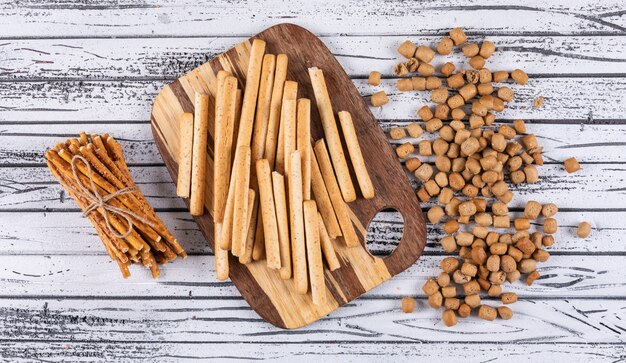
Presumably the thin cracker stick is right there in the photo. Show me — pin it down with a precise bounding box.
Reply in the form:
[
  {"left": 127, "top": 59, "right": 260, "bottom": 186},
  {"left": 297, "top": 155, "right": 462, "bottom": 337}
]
[
  {"left": 71, "top": 143, "right": 169, "bottom": 251},
  {"left": 104, "top": 136, "right": 186, "bottom": 257},
  {"left": 318, "top": 212, "right": 341, "bottom": 271},
  {"left": 274, "top": 81, "right": 298, "bottom": 174},
  {"left": 231, "top": 146, "right": 251, "bottom": 257},
  {"left": 314, "top": 140, "right": 359, "bottom": 247},
  {"left": 303, "top": 200, "right": 326, "bottom": 306},
  {"left": 217, "top": 87, "right": 242, "bottom": 251},
  {"left": 248, "top": 55, "right": 276, "bottom": 261},
  {"left": 250, "top": 205, "right": 265, "bottom": 261},
  {"left": 256, "top": 159, "right": 281, "bottom": 270},
  {"left": 214, "top": 223, "right": 229, "bottom": 281},
  {"left": 213, "top": 76, "right": 238, "bottom": 222},
  {"left": 239, "top": 195, "right": 258, "bottom": 264},
  {"left": 79, "top": 131, "right": 88, "bottom": 146},
  {"left": 49, "top": 149, "right": 159, "bottom": 248},
  {"left": 47, "top": 158, "right": 130, "bottom": 263},
  {"left": 264, "top": 54, "right": 288, "bottom": 168},
  {"left": 310, "top": 147, "right": 342, "bottom": 238},
  {"left": 219, "top": 167, "right": 237, "bottom": 250},
  {"left": 308, "top": 67, "right": 356, "bottom": 202},
  {"left": 176, "top": 112, "right": 194, "bottom": 198},
  {"left": 272, "top": 171, "right": 291, "bottom": 279},
  {"left": 190, "top": 93, "right": 209, "bottom": 216},
  {"left": 337, "top": 111, "right": 375, "bottom": 199},
  {"left": 282, "top": 99, "right": 297, "bottom": 177},
  {"left": 288, "top": 151, "right": 307, "bottom": 293},
  {"left": 296, "top": 98, "right": 311, "bottom": 200},
  {"left": 46, "top": 153, "right": 149, "bottom": 252},
  {"left": 230, "top": 39, "right": 265, "bottom": 176},
  {"left": 116, "top": 260, "right": 131, "bottom": 279},
  {"left": 239, "top": 188, "right": 256, "bottom": 263},
  {"left": 89, "top": 138, "right": 128, "bottom": 188},
  {"left": 251, "top": 54, "right": 276, "bottom": 165},
  {"left": 231, "top": 89, "right": 243, "bottom": 157}
]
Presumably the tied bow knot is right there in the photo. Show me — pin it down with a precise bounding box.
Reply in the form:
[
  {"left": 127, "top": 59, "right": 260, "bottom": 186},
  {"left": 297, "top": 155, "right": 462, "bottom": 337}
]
[{"left": 69, "top": 155, "right": 153, "bottom": 239}]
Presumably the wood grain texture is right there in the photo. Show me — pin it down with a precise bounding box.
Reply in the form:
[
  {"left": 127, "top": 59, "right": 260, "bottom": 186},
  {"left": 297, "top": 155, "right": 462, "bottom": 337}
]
[
  {"left": 150, "top": 23, "right": 426, "bottom": 328},
  {"left": 1, "top": 208, "right": 625, "bottom": 256},
  {"left": 1, "top": 123, "right": 625, "bottom": 165},
  {"left": 0, "top": 255, "right": 623, "bottom": 299},
  {"left": 0, "top": 342, "right": 624, "bottom": 363},
  {"left": 2, "top": 36, "right": 626, "bottom": 81},
  {"left": 2, "top": 78, "right": 626, "bottom": 122},
  {"left": 2, "top": 0, "right": 626, "bottom": 359},
  {"left": 0, "top": 298, "right": 623, "bottom": 343},
  {"left": 1, "top": 0, "right": 625, "bottom": 37}
]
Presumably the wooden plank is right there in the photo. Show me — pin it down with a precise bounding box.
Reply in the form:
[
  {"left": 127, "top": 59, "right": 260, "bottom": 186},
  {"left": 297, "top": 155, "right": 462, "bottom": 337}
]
[
  {"left": 386, "top": 123, "right": 626, "bottom": 163},
  {"left": 366, "top": 209, "right": 626, "bottom": 254},
  {"left": 0, "top": 209, "right": 622, "bottom": 255},
  {"left": 1, "top": 162, "right": 624, "bottom": 214},
  {"left": 367, "top": 78, "right": 626, "bottom": 122},
  {"left": 0, "top": 211, "right": 206, "bottom": 254},
  {"left": 0, "top": 341, "right": 623, "bottom": 362},
  {"left": 1, "top": 123, "right": 625, "bottom": 164},
  {"left": 0, "top": 0, "right": 624, "bottom": 37},
  {"left": 0, "top": 255, "right": 623, "bottom": 298},
  {"left": 0, "top": 298, "right": 623, "bottom": 343},
  {"left": 1, "top": 78, "right": 624, "bottom": 123},
  {"left": 0, "top": 166, "right": 185, "bottom": 210},
  {"left": 2, "top": 35, "right": 626, "bottom": 81}
]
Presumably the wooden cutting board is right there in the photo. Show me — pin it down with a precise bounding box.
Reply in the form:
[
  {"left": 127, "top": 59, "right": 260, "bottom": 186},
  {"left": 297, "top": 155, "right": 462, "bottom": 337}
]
[{"left": 150, "top": 23, "right": 426, "bottom": 329}]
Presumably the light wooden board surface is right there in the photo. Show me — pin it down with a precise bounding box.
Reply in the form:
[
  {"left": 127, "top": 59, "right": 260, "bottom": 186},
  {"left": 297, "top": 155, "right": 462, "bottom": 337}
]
[{"left": 1, "top": 0, "right": 625, "bottom": 361}]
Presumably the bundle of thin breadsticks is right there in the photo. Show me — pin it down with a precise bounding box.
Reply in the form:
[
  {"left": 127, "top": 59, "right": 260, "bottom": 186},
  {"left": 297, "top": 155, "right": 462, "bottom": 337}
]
[
  {"left": 176, "top": 39, "right": 374, "bottom": 305},
  {"left": 46, "top": 132, "right": 187, "bottom": 278}
]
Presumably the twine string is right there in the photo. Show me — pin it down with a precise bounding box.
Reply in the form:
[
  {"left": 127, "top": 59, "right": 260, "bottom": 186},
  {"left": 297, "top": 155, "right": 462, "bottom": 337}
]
[{"left": 69, "top": 155, "right": 153, "bottom": 239}]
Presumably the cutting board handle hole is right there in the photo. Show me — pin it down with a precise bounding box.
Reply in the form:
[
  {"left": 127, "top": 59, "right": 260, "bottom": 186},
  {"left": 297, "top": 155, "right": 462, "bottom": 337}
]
[{"left": 364, "top": 208, "right": 404, "bottom": 257}]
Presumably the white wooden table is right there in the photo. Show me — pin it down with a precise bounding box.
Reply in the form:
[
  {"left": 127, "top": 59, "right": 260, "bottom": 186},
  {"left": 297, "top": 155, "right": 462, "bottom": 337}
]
[{"left": 1, "top": 1, "right": 625, "bottom": 361}]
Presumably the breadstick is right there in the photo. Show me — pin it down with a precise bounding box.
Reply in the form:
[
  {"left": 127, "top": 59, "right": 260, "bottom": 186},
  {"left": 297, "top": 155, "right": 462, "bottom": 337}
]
[
  {"left": 53, "top": 148, "right": 161, "bottom": 245},
  {"left": 274, "top": 81, "right": 298, "bottom": 174},
  {"left": 248, "top": 54, "right": 277, "bottom": 263},
  {"left": 250, "top": 206, "right": 265, "bottom": 261},
  {"left": 231, "top": 39, "right": 266, "bottom": 169},
  {"left": 308, "top": 67, "right": 356, "bottom": 202},
  {"left": 218, "top": 163, "right": 237, "bottom": 250},
  {"left": 310, "top": 146, "right": 342, "bottom": 238},
  {"left": 297, "top": 98, "right": 311, "bottom": 200},
  {"left": 231, "top": 89, "right": 243, "bottom": 157},
  {"left": 213, "top": 76, "right": 238, "bottom": 222},
  {"left": 303, "top": 200, "right": 326, "bottom": 306},
  {"left": 318, "top": 211, "right": 341, "bottom": 271},
  {"left": 272, "top": 171, "right": 291, "bottom": 279},
  {"left": 314, "top": 140, "right": 359, "bottom": 247},
  {"left": 219, "top": 88, "right": 243, "bottom": 250},
  {"left": 214, "top": 223, "right": 229, "bottom": 281},
  {"left": 282, "top": 99, "right": 297, "bottom": 176},
  {"left": 337, "top": 111, "right": 375, "bottom": 199},
  {"left": 240, "top": 188, "right": 256, "bottom": 263},
  {"left": 79, "top": 131, "right": 88, "bottom": 146},
  {"left": 190, "top": 93, "right": 209, "bottom": 216},
  {"left": 240, "top": 196, "right": 258, "bottom": 264},
  {"left": 226, "top": 40, "right": 265, "bottom": 241},
  {"left": 251, "top": 54, "right": 276, "bottom": 165},
  {"left": 289, "top": 151, "right": 307, "bottom": 293},
  {"left": 256, "top": 159, "right": 281, "bottom": 269},
  {"left": 264, "top": 54, "right": 288, "bottom": 168},
  {"left": 231, "top": 146, "right": 251, "bottom": 257}
]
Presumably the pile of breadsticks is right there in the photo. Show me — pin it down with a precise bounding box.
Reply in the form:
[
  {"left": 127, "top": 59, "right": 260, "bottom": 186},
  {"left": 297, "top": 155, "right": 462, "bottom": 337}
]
[
  {"left": 46, "top": 132, "right": 187, "bottom": 278},
  {"left": 175, "top": 39, "right": 374, "bottom": 305}
]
